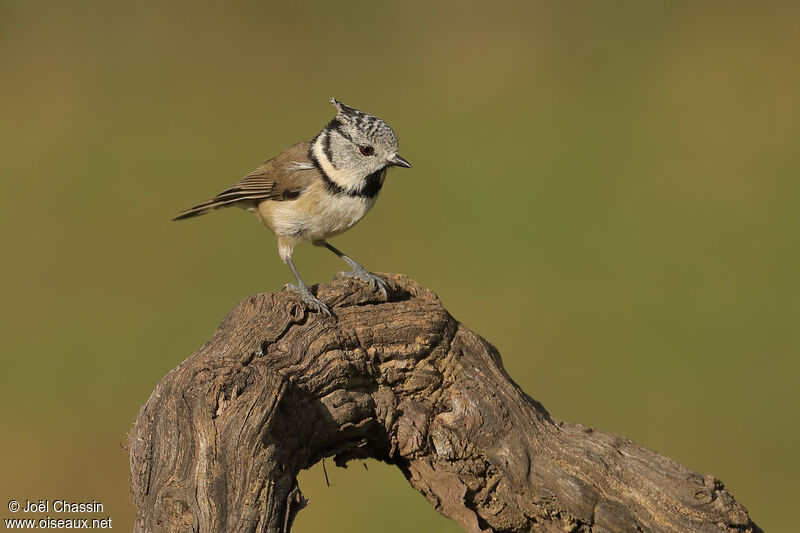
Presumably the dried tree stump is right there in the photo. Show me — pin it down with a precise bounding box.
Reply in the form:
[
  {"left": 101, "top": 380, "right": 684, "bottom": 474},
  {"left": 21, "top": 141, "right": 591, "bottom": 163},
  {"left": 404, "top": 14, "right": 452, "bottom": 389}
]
[{"left": 129, "top": 273, "right": 759, "bottom": 533}]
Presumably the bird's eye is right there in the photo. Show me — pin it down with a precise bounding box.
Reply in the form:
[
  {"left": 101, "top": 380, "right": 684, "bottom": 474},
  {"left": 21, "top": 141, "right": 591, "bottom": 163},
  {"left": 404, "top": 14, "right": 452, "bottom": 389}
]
[{"left": 359, "top": 145, "right": 375, "bottom": 156}]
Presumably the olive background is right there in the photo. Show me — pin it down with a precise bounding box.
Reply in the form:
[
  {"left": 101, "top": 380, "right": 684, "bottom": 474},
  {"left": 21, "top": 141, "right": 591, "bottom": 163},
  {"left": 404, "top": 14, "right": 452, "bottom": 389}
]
[{"left": 1, "top": 2, "right": 798, "bottom": 532}]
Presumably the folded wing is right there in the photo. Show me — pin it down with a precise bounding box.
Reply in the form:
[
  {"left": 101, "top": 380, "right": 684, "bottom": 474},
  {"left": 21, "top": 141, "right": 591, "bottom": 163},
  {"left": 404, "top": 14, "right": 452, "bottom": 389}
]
[{"left": 173, "top": 142, "right": 314, "bottom": 221}]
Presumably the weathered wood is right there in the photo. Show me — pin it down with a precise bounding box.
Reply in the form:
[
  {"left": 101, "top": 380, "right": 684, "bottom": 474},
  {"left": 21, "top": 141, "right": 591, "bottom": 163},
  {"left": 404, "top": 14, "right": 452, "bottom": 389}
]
[{"left": 129, "top": 273, "right": 759, "bottom": 533}]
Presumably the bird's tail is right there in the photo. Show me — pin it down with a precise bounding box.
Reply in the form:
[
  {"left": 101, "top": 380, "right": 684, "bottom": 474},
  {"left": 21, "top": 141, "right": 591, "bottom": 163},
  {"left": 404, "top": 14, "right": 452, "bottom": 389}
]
[
  {"left": 173, "top": 199, "right": 228, "bottom": 221},
  {"left": 174, "top": 185, "right": 266, "bottom": 220}
]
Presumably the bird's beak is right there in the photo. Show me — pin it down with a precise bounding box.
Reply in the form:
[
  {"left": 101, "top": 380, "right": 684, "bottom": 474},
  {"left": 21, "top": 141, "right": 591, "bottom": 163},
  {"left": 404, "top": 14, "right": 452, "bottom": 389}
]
[{"left": 389, "top": 154, "right": 412, "bottom": 168}]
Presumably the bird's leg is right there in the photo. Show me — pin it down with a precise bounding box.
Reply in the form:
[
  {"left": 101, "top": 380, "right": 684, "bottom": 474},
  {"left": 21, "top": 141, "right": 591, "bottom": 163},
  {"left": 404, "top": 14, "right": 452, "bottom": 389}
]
[
  {"left": 322, "top": 242, "right": 388, "bottom": 298},
  {"left": 284, "top": 255, "right": 331, "bottom": 316}
]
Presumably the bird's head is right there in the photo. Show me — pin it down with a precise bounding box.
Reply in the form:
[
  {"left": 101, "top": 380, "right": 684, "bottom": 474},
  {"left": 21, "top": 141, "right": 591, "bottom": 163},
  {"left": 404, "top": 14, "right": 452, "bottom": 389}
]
[{"left": 320, "top": 98, "right": 411, "bottom": 181}]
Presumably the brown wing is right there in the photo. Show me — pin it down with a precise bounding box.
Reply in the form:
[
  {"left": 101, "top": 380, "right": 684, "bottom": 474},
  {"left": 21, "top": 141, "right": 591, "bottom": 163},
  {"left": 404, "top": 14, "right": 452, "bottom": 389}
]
[{"left": 173, "top": 142, "right": 315, "bottom": 220}]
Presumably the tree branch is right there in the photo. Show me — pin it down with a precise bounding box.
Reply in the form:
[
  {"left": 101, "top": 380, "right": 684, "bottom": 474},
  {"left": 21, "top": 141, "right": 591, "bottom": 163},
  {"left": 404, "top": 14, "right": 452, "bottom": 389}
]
[{"left": 129, "top": 273, "right": 759, "bottom": 533}]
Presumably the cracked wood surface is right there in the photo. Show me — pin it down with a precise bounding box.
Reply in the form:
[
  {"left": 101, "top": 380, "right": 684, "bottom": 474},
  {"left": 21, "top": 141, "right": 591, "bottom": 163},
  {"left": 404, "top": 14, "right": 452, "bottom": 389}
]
[{"left": 129, "top": 273, "right": 760, "bottom": 533}]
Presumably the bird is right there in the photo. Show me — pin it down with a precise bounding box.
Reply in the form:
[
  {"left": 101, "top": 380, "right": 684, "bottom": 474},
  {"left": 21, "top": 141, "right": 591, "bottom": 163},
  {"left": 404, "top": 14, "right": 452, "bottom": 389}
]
[{"left": 173, "top": 98, "right": 412, "bottom": 315}]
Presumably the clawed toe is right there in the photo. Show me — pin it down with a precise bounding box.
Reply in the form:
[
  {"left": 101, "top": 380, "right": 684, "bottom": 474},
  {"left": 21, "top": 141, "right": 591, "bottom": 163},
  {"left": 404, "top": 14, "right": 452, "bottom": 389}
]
[
  {"left": 285, "top": 283, "right": 331, "bottom": 316},
  {"left": 340, "top": 269, "right": 388, "bottom": 298}
]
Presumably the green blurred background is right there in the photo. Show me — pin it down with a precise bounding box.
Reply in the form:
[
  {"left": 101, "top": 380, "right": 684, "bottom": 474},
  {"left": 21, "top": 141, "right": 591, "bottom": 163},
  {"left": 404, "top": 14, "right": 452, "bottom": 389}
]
[{"left": 1, "top": 1, "right": 798, "bottom": 531}]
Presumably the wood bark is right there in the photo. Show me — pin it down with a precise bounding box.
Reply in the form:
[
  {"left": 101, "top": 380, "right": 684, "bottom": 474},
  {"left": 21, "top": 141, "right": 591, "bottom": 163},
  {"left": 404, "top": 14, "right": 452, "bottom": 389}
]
[{"left": 129, "top": 273, "right": 760, "bottom": 533}]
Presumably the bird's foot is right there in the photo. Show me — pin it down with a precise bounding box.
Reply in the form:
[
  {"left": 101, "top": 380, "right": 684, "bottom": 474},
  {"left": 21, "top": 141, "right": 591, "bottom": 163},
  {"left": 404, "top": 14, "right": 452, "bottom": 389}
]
[
  {"left": 338, "top": 267, "right": 388, "bottom": 298},
  {"left": 285, "top": 283, "right": 331, "bottom": 316}
]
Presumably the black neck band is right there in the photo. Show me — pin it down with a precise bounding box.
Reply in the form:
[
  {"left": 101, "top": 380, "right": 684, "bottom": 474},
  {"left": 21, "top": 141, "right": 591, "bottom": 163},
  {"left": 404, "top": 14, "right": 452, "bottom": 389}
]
[{"left": 308, "top": 140, "right": 385, "bottom": 199}]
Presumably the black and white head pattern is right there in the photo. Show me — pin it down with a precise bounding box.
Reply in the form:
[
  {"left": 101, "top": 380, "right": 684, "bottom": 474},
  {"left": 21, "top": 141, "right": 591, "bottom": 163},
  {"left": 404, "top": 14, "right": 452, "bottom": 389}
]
[{"left": 310, "top": 98, "right": 404, "bottom": 197}]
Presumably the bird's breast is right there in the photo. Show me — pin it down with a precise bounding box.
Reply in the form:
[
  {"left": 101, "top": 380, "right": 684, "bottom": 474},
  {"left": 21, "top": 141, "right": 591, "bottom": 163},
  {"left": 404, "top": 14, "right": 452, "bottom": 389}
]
[{"left": 257, "top": 181, "right": 377, "bottom": 241}]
